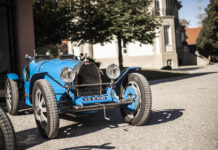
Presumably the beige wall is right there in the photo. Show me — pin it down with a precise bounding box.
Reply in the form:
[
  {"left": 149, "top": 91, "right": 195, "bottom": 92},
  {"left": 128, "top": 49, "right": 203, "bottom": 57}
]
[
  {"left": 15, "top": 0, "right": 35, "bottom": 75},
  {"left": 96, "top": 55, "right": 162, "bottom": 69},
  {"left": 160, "top": 16, "right": 178, "bottom": 68}
]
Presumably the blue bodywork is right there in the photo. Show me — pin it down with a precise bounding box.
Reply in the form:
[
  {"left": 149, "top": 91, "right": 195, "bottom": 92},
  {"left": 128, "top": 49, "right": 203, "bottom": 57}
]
[
  {"left": 6, "top": 73, "right": 19, "bottom": 80},
  {"left": 6, "top": 56, "right": 140, "bottom": 113}
]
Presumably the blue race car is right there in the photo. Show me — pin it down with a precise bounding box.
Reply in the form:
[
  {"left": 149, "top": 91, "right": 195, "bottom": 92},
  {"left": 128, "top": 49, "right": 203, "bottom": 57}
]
[{"left": 5, "top": 51, "right": 152, "bottom": 139}]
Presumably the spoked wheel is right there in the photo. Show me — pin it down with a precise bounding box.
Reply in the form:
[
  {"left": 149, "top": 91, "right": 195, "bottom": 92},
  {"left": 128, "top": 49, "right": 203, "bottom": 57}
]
[
  {"left": 5, "top": 78, "right": 19, "bottom": 115},
  {"left": 32, "top": 79, "right": 59, "bottom": 139},
  {"left": 0, "top": 107, "right": 16, "bottom": 150},
  {"left": 120, "top": 73, "right": 152, "bottom": 126}
]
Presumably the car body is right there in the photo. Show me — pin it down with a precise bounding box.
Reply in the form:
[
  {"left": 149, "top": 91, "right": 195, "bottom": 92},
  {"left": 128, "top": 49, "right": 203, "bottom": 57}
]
[{"left": 5, "top": 52, "right": 152, "bottom": 139}]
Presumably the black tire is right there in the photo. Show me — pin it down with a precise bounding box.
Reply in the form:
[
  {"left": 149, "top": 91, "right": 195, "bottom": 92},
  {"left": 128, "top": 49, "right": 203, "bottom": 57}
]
[
  {"left": 5, "top": 78, "right": 19, "bottom": 115},
  {"left": 0, "top": 107, "right": 16, "bottom": 150},
  {"left": 32, "top": 79, "right": 59, "bottom": 139},
  {"left": 120, "top": 73, "right": 152, "bottom": 126}
]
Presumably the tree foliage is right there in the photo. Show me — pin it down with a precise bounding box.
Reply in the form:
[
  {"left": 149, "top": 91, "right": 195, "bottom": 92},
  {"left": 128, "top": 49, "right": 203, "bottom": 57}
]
[
  {"left": 70, "top": 0, "right": 160, "bottom": 68},
  {"left": 197, "top": 0, "right": 207, "bottom": 26},
  {"left": 32, "top": 0, "right": 73, "bottom": 48},
  {"left": 33, "top": 0, "right": 160, "bottom": 67},
  {"left": 179, "top": 19, "right": 190, "bottom": 27},
  {"left": 196, "top": 0, "right": 218, "bottom": 57}
]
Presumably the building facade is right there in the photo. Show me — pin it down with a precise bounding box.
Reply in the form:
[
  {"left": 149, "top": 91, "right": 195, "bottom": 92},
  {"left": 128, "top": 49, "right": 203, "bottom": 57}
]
[
  {"left": 71, "top": 0, "right": 184, "bottom": 69},
  {"left": 0, "top": 0, "right": 35, "bottom": 93}
]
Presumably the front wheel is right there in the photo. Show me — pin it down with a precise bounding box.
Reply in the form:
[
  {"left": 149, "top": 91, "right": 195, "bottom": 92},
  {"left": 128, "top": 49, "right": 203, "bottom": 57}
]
[
  {"left": 120, "top": 73, "right": 152, "bottom": 126},
  {"left": 32, "top": 79, "right": 59, "bottom": 139}
]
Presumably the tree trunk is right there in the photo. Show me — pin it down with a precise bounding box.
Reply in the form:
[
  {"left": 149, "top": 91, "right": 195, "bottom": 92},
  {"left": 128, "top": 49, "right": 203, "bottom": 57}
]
[{"left": 117, "top": 36, "right": 123, "bottom": 69}]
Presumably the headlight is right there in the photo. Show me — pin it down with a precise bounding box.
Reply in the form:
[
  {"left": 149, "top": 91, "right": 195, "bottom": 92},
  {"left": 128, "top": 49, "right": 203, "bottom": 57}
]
[
  {"left": 60, "top": 67, "right": 75, "bottom": 83},
  {"left": 106, "top": 64, "right": 120, "bottom": 80}
]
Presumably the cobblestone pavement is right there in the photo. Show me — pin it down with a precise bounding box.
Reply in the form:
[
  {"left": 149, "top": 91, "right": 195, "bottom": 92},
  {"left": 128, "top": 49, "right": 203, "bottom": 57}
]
[{"left": 2, "top": 64, "right": 218, "bottom": 150}]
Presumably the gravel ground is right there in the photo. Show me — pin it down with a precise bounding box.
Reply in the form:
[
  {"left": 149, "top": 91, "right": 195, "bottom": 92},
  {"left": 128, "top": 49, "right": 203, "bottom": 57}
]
[{"left": 1, "top": 64, "right": 218, "bottom": 150}]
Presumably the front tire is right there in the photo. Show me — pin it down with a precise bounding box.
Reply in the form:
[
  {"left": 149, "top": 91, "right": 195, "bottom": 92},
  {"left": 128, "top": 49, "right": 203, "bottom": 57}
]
[
  {"left": 0, "top": 107, "right": 16, "bottom": 150},
  {"left": 32, "top": 79, "right": 59, "bottom": 139},
  {"left": 120, "top": 73, "right": 152, "bottom": 126},
  {"left": 5, "top": 78, "right": 19, "bottom": 115}
]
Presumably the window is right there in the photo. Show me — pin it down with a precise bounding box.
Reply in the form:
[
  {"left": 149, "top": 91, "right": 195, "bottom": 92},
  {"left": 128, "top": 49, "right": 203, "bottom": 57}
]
[
  {"left": 155, "top": 0, "right": 160, "bottom": 10},
  {"left": 181, "top": 32, "right": 185, "bottom": 42},
  {"left": 167, "top": 59, "right": 172, "bottom": 66},
  {"left": 164, "top": 26, "right": 171, "bottom": 45},
  {"left": 166, "top": 0, "right": 171, "bottom": 9},
  {"left": 122, "top": 40, "right": 128, "bottom": 54},
  {"left": 155, "top": 0, "right": 160, "bottom": 15},
  {"left": 123, "top": 49, "right": 127, "bottom": 54}
]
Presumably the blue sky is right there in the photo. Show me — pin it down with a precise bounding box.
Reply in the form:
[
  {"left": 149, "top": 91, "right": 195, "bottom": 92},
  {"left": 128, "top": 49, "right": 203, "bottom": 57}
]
[{"left": 179, "top": 0, "right": 210, "bottom": 28}]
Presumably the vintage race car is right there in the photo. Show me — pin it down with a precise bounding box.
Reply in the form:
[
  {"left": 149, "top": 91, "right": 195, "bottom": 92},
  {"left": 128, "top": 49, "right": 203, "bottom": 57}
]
[{"left": 5, "top": 51, "right": 152, "bottom": 139}]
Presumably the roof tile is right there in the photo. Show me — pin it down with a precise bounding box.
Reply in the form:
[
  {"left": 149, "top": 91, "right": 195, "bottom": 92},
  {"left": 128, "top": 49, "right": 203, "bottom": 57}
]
[{"left": 186, "top": 28, "right": 202, "bottom": 45}]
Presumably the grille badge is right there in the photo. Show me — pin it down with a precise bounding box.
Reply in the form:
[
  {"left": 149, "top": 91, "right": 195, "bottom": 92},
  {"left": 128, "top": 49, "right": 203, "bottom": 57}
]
[{"left": 83, "top": 96, "right": 107, "bottom": 101}]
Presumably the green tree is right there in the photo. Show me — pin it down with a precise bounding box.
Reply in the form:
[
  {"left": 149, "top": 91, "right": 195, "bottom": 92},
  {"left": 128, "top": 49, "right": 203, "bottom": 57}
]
[
  {"left": 70, "top": 0, "right": 160, "bottom": 68},
  {"left": 32, "top": 0, "right": 73, "bottom": 49},
  {"left": 179, "top": 18, "right": 190, "bottom": 27},
  {"left": 196, "top": 0, "right": 218, "bottom": 59},
  {"left": 33, "top": 0, "right": 160, "bottom": 66}
]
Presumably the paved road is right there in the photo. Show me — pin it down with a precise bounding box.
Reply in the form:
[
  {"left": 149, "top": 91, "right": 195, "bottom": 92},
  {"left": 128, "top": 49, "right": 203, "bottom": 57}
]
[{"left": 3, "top": 64, "right": 218, "bottom": 150}]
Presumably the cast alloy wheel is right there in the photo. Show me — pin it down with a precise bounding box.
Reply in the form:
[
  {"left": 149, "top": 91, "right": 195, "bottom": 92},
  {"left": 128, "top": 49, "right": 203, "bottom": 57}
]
[
  {"left": 34, "top": 89, "right": 47, "bottom": 129},
  {"left": 6, "top": 83, "right": 12, "bottom": 111},
  {"left": 5, "top": 78, "right": 19, "bottom": 115},
  {"left": 32, "top": 79, "right": 59, "bottom": 139},
  {"left": 120, "top": 73, "right": 152, "bottom": 126}
]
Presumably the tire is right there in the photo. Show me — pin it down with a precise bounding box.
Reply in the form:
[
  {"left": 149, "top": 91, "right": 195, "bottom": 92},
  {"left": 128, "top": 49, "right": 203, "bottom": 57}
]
[
  {"left": 0, "top": 107, "right": 16, "bottom": 150},
  {"left": 5, "top": 78, "right": 19, "bottom": 115},
  {"left": 32, "top": 79, "right": 59, "bottom": 139},
  {"left": 120, "top": 73, "right": 152, "bottom": 126}
]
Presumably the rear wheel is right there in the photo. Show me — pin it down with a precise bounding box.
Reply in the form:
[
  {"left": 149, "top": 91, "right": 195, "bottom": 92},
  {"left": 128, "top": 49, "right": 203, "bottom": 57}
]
[
  {"left": 5, "top": 78, "right": 19, "bottom": 115},
  {"left": 120, "top": 73, "right": 152, "bottom": 125},
  {"left": 0, "top": 107, "right": 16, "bottom": 150},
  {"left": 32, "top": 79, "right": 59, "bottom": 139}
]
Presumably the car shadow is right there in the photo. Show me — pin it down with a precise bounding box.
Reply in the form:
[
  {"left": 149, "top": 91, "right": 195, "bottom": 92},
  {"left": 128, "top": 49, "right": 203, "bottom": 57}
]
[
  {"left": 0, "top": 100, "right": 33, "bottom": 115},
  {"left": 15, "top": 108, "right": 184, "bottom": 149},
  {"left": 58, "top": 108, "right": 122, "bottom": 139},
  {"left": 147, "top": 109, "right": 185, "bottom": 125},
  {"left": 60, "top": 143, "right": 116, "bottom": 150}
]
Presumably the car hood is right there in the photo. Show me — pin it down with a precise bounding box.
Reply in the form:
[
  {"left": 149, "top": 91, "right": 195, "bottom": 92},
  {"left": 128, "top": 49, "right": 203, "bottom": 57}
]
[{"left": 30, "top": 59, "right": 82, "bottom": 78}]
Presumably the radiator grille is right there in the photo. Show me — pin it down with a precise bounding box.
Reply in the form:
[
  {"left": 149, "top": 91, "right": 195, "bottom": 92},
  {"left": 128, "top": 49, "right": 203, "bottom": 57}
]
[{"left": 75, "top": 62, "right": 102, "bottom": 96}]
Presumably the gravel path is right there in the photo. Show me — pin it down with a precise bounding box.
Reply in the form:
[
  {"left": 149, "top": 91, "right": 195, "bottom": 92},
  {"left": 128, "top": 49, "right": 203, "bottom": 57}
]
[{"left": 2, "top": 64, "right": 218, "bottom": 150}]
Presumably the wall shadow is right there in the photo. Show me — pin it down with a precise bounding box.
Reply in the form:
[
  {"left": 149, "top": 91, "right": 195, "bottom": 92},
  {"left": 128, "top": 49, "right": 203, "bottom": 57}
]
[
  {"left": 16, "top": 128, "right": 46, "bottom": 150},
  {"left": 149, "top": 72, "right": 218, "bottom": 85},
  {"left": 173, "top": 67, "right": 203, "bottom": 71}
]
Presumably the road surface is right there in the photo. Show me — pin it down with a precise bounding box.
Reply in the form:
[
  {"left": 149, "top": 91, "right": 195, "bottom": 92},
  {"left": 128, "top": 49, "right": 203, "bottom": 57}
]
[{"left": 2, "top": 64, "right": 218, "bottom": 150}]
